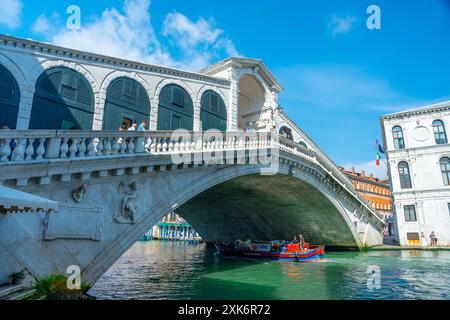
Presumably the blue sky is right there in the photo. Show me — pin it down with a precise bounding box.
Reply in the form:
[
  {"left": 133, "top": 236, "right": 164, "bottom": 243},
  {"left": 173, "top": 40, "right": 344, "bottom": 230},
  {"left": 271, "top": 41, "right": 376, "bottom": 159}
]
[{"left": 1, "top": 0, "right": 450, "bottom": 177}]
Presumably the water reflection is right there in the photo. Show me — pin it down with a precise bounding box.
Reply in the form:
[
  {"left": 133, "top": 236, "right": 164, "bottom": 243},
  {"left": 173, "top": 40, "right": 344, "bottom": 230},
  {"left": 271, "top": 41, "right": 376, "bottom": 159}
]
[{"left": 89, "top": 242, "right": 450, "bottom": 300}]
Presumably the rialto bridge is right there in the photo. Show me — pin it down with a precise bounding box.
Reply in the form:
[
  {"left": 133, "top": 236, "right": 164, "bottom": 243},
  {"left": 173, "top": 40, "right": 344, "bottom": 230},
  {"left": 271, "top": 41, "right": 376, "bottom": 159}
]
[{"left": 0, "top": 35, "right": 384, "bottom": 285}]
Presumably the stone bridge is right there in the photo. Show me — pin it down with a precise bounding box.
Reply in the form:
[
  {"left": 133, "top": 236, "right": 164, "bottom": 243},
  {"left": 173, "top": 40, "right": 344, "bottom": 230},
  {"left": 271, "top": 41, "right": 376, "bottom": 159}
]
[
  {"left": 0, "top": 130, "right": 384, "bottom": 284},
  {"left": 0, "top": 35, "right": 383, "bottom": 285}
]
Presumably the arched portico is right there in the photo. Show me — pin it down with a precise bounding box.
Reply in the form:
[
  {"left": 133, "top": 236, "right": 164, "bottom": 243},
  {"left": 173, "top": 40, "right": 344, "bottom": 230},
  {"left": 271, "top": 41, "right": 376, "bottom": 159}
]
[{"left": 238, "top": 74, "right": 266, "bottom": 130}]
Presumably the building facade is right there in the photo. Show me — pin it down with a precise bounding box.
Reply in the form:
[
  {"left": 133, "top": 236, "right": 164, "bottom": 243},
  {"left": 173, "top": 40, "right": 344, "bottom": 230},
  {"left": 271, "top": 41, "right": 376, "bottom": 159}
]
[
  {"left": 380, "top": 100, "right": 450, "bottom": 247},
  {"left": 339, "top": 167, "right": 396, "bottom": 242}
]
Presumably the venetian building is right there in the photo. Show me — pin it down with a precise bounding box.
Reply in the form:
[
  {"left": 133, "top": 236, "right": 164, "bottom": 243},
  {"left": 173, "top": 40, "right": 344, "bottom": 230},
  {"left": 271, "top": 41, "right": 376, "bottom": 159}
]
[
  {"left": 339, "top": 167, "right": 395, "bottom": 242},
  {"left": 380, "top": 100, "right": 450, "bottom": 247}
]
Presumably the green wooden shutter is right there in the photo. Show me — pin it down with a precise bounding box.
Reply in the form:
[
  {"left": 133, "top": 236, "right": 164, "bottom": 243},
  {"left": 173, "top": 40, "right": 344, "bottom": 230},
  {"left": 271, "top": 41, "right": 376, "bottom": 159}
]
[
  {"left": 0, "top": 64, "right": 20, "bottom": 129},
  {"left": 201, "top": 90, "right": 227, "bottom": 131},
  {"left": 157, "top": 84, "right": 193, "bottom": 130},
  {"left": 29, "top": 67, "right": 94, "bottom": 129},
  {"left": 103, "top": 77, "right": 151, "bottom": 130}
]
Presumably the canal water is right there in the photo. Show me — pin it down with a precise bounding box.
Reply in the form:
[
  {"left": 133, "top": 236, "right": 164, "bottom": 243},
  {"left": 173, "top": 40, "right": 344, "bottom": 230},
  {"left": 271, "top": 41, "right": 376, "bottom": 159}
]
[{"left": 89, "top": 241, "right": 450, "bottom": 300}]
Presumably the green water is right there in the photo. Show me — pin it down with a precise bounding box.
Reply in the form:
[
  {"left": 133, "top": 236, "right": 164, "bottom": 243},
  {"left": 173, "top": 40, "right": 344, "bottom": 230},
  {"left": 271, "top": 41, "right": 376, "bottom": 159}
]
[{"left": 89, "top": 241, "right": 450, "bottom": 300}]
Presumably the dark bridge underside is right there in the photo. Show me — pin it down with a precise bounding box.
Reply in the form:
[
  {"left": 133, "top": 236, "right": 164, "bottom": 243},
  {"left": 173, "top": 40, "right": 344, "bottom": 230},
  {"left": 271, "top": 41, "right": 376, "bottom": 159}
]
[{"left": 178, "top": 174, "right": 358, "bottom": 249}]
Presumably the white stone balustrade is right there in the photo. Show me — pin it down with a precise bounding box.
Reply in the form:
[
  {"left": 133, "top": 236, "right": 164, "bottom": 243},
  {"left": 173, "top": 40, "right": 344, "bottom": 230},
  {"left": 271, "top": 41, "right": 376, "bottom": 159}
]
[{"left": 0, "top": 130, "right": 321, "bottom": 164}]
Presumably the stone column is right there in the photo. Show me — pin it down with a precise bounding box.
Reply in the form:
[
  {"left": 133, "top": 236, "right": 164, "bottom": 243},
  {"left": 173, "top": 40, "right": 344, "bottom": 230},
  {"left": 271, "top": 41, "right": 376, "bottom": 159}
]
[{"left": 227, "top": 63, "right": 240, "bottom": 131}]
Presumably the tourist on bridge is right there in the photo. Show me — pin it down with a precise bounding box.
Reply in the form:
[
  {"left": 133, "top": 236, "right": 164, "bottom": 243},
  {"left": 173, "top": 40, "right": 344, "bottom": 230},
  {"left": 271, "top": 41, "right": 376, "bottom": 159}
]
[
  {"left": 245, "top": 122, "right": 255, "bottom": 132},
  {"left": 138, "top": 120, "right": 148, "bottom": 131},
  {"left": 127, "top": 123, "right": 138, "bottom": 131}
]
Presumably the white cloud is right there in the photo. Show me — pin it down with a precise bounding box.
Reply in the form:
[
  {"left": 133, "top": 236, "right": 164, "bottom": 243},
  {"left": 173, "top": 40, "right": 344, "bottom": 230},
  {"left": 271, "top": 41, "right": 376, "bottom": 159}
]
[
  {"left": 32, "top": 15, "right": 50, "bottom": 34},
  {"left": 32, "top": 13, "right": 61, "bottom": 36},
  {"left": 162, "top": 12, "right": 240, "bottom": 70},
  {"left": 340, "top": 160, "right": 388, "bottom": 180},
  {"left": 327, "top": 14, "right": 358, "bottom": 36},
  {"left": 50, "top": 0, "right": 173, "bottom": 67},
  {"left": 33, "top": 0, "right": 238, "bottom": 71},
  {"left": 163, "top": 13, "right": 222, "bottom": 48},
  {"left": 0, "top": 0, "right": 22, "bottom": 29}
]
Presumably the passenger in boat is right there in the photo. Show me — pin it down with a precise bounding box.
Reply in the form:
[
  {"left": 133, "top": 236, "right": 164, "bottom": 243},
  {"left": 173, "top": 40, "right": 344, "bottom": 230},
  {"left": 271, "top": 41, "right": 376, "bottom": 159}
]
[
  {"left": 298, "top": 234, "right": 305, "bottom": 250},
  {"left": 291, "top": 236, "right": 299, "bottom": 244}
]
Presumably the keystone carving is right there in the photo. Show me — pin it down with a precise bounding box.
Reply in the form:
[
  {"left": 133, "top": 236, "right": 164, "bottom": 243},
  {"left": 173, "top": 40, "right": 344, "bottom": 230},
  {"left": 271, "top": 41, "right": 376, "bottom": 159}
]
[
  {"left": 114, "top": 182, "right": 139, "bottom": 224},
  {"left": 72, "top": 183, "right": 87, "bottom": 203}
]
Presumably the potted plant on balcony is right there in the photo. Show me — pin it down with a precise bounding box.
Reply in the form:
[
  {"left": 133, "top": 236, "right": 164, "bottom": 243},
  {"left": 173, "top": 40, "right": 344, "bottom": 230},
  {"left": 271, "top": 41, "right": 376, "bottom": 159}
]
[{"left": 11, "top": 270, "right": 25, "bottom": 285}]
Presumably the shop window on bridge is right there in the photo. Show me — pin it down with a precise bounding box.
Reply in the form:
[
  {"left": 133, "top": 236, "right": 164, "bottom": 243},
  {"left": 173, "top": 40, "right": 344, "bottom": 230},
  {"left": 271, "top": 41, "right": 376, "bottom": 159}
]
[
  {"left": 103, "top": 77, "right": 151, "bottom": 130},
  {"left": 29, "top": 67, "right": 94, "bottom": 129},
  {"left": 298, "top": 141, "right": 308, "bottom": 149},
  {"left": 157, "top": 84, "right": 193, "bottom": 130},
  {"left": 398, "top": 161, "right": 412, "bottom": 189},
  {"left": 0, "top": 64, "right": 20, "bottom": 129},
  {"left": 201, "top": 90, "right": 227, "bottom": 131},
  {"left": 440, "top": 157, "right": 450, "bottom": 186},
  {"left": 433, "top": 120, "right": 447, "bottom": 145},
  {"left": 404, "top": 205, "right": 417, "bottom": 222},
  {"left": 392, "top": 126, "right": 405, "bottom": 150}
]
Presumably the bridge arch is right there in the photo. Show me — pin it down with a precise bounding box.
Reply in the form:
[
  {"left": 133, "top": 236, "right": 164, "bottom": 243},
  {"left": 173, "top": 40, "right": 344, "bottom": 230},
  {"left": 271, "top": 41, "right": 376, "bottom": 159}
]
[
  {"left": 102, "top": 76, "right": 151, "bottom": 130},
  {"left": 29, "top": 66, "right": 96, "bottom": 129},
  {"left": 151, "top": 79, "right": 194, "bottom": 130},
  {"left": 0, "top": 63, "right": 20, "bottom": 128},
  {"left": 200, "top": 90, "right": 227, "bottom": 131},
  {"left": 237, "top": 73, "right": 267, "bottom": 130},
  {"left": 98, "top": 71, "right": 153, "bottom": 130},
  {"left": 0, "top": 53, "right": 30, "bottom": 129},
  {"left": 29, "top": 60, "right": 100, "bottom": 114},
  {"left": 83, "top": 162, "right": 364, "bottom": 283},
  {"left": 156, "top": 83, "right": 194, "bottom": 130}
]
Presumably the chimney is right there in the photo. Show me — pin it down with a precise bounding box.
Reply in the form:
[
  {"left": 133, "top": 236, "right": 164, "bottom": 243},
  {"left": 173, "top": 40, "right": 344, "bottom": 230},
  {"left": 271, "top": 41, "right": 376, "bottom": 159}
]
[
  {"left": 361, "top": 170, "right": 365, "bottom": 178},
  {"left": 351, "top": 166, "right": 355, "bottom": 174}
]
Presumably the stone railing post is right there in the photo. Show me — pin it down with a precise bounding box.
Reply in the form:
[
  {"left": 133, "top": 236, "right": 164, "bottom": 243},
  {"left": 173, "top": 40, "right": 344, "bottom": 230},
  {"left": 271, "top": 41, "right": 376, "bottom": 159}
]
[{"left": 45, "top": 138, "right": 61, "bottom": 159}]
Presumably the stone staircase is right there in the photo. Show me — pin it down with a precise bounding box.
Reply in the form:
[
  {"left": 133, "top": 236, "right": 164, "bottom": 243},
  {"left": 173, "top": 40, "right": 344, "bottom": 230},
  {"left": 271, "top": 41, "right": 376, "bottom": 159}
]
[{"left": 0, "top": 283, "right": 36, "bottom": 300}]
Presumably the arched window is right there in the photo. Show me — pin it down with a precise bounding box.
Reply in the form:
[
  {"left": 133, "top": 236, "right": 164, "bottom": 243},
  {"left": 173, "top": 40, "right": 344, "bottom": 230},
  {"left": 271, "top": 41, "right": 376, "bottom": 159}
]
[
  {"left": 103, "top": 77, "right": 150, "bottom": 130},
  {"left": 279, "top": 126, "right": 293, "bottom": 140},
  {"left": 200, "top": 90, "right": 227, "bottom": 131},
  {"left": 433, "top": 120, "right": 447, "bottom": 145},
  {"left": 440, "top": 157, "right": 450, "bottom": 186},
  {"left": 398, "top": 161, "right": 412, "bottom": 189},
  {"left": 0, "top": 64, "right": 20, "bottom": 128},
  {"left": 30, "top": 67, "right": 94, "bottom": 129},
  {"left": 298, "top": 141, "right": 308, "bottom": 149},
  {"left": 157, "top": 84, "right": 193, "bottom": 130},
  {"left": 392, "top": 126, "right": 405, "bottom": 149}
]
